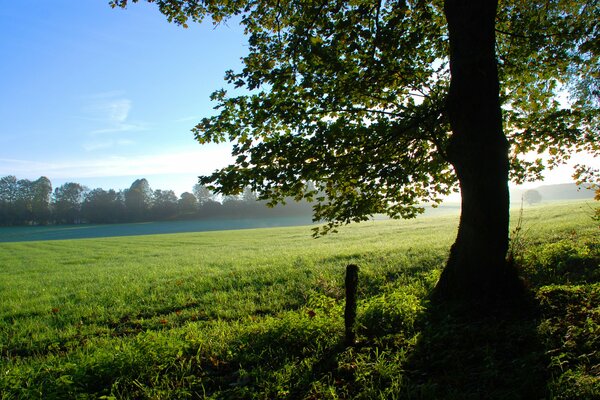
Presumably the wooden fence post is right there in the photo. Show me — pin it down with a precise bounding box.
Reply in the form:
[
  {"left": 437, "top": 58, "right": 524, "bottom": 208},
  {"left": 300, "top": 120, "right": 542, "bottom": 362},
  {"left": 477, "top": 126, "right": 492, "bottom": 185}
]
[{"left": 345, "top": 264, "right": 359, "bottom": 346}]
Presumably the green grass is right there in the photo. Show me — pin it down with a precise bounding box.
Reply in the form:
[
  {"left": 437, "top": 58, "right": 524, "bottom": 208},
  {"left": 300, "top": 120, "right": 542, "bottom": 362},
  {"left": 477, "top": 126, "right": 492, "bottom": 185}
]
[
  {"left": 0, "top": 200, "right": 598, "bottom": 399},
  {"left": 0, "top": 216, "right": 315, "bottom": 243}
]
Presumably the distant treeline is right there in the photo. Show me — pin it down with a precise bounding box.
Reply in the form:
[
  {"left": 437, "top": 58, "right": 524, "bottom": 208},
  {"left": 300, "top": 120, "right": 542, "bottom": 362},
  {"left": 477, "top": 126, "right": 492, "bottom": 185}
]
[{"left": 0, "top": 176, "right": 312, "bottom": 226}]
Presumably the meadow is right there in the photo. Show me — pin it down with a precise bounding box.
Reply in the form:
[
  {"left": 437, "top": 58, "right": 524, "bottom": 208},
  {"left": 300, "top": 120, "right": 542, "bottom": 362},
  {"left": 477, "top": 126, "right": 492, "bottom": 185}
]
[
  {"left": 0, "top": 201, "right": 598, "bottom": 399},
  {"left": 0, "top": 215, "right": 315, "bottom": 243}
]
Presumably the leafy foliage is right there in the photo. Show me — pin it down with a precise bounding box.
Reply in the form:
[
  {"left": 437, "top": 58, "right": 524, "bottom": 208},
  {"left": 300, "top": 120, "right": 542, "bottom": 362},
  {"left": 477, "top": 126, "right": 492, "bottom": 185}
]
[
  {"left": 537, "top": 284, "right": 600, "bottom": 399},
  {"left": 53, "top": 182, "right": 87, "bottom": 224},
  {"left": 521, "top": 238, "right": 600, "bottom": 285},
  {"left": 0, "top": 176, "right": 52, "bottom": 225},
  {"left": 574, "top": 164, "right": 600, "bottom": 223},
  {"left": 111, "top": 0, "right": 599, "bottom": 234},
  {"left": 0, "top": 175, "right": 314, "bottom": 227}
]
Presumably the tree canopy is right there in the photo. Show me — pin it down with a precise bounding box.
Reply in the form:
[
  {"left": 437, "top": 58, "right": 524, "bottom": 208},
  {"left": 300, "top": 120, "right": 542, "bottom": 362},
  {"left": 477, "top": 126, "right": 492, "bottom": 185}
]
[
  {"left": 0, "top": 175, "right": 313, "bottom": 226},
  {"left": 112, "top": 0, "right": 598, "bottom": 234},
  {"left": 111, "top": 0, "right": 598, "bottom": 304}
]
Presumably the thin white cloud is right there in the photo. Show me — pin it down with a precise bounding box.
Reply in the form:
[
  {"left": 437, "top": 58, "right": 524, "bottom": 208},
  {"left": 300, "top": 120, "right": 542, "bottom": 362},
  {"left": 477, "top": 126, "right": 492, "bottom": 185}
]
[
  {"left": 82, "top": 139, "right": 135, "bottom": 152},
  {"left": 81, "top": 90, "right": 127, "bottom": 100},
  {"left": 0, "top": 157, "right": 50, "bottom": 168},
  {"left": 106, "top": 99, "right": 131, "bottom": 123},
  {"left": 82, "top": 97, "right": 131, "bottom": 122},
  {"left": 117, "top": 139, "right": 135, "bottom": 146},
  {"left": 0, "top": 146, "right": 233, "bottom": 180},
  {"left": 80, "top": 94, "right": 147, "bottom": 136},
  {"left": 82, "top": 141, "right": 113, "bottom": 152},
  {"left": 90, "top": 123, "right": 145, "bottom": 135}
]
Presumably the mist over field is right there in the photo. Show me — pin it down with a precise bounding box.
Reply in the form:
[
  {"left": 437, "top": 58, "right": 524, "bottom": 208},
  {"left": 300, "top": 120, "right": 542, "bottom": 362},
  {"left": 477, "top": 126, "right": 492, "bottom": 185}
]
[
  {"left": 0, "top": 216, "right": 314, "bottom": 243},
  {"left": 0, "top": 183, "right": 593, "bottom": 243}
]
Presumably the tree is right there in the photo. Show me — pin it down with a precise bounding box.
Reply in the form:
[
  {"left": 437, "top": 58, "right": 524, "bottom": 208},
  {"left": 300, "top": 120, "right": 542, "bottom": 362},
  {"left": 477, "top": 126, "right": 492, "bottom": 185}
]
[
  {"left": 0, "top": 176, "right": 18, "bottom": 204},
  {"left": 0, "top": 176, "right": 51, "bottom": 225},
  {"left": 221, "top": 194, "right": 241, "bottom": 204},
  {"left": 112, "top": 1, "right": 599, "bottom": 305},
  {"left": 125, "top": 178, "right": 153, "bottom": 221},
  {"left": 192, "top": 183, "right": 216, "bottom": 205},
  {"left": 523, "top": 189, "right": 542, "bottom": 206},
  {"left": 53, "top": 182, "right": 87, "bottom": 224},
  {"left": 178, "top": 192, "right": 198, "bottom": 215},
  {"left": 574, "top": 164, "right": 600, "bottom": 223},
  {"left": 31, "top": 177, "right": 52, "bottom": 224},
  {"left": 14, "top": 178, "right": 35, "bottom": 225},
  {"left": 242, "top": 186, "right": 258, "bottom": 203},
  {"left": 82, "top": 188, "right": 125, "bottom": 223},
  {"left": 152, "top": 189, "right": 178, "bottom": 219},
  {"left": 0, "top": 176, "right": 18, "bottom": 225}
]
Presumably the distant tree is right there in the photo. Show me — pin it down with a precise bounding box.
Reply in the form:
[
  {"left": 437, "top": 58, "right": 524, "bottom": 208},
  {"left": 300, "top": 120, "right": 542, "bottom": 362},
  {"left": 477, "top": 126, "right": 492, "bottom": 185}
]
[
  {"left": 53, "top": 182, "right": 87, "bottom": 224},
  {"left": 242, "top": 186, "right": 258, "bottom": 203},
  {"left": 221, "top": 194, "right": 241, "bottom": 204},
  {"left": 219, "top": 193, "right": 244, "bottom": 217},
  {"left": 31, "top": 177, "right": 52, "bottom": 224},
  {"left": 14, "top": 178, "right": 35, "bottom": 225},
  {"left": 0, "top": 176, "right": 18, "bottom": 225},
  {"left": 523, "top": 189, "right": 542, "bottom": 205},
  {"left": 193, "top": 183, "right": 216, "bottom": 205},
  {"left": 82, "top": 188, "right": 125, "bottom": 223},
  {"left": 152, "top": 189, "right": 178, "bottom": 219},
  {"left": 239, "top": 186, "right": 265, "bottom": 216},
  {"left": 0, "top": 176, "right": 19, "bottom": 204},
  {"left": 197, "top": 197, "right": 223, "bottom": 218},
  {"left": 0, "top": 176, "right": 51, "bottom": 225},
  {"left": 178, "top": 192, "right": 198, "bottom": 215},
  {"left": 125, "top": 178, "right": 153, "bottom": 221}
]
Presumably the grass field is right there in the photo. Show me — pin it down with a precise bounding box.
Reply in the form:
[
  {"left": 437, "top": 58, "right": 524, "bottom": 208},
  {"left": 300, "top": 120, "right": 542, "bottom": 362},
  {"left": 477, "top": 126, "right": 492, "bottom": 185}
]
[
  {"left": 0, "top": 216, "right": 316, "bottom": 243},
  {"left": 0, "top": 201, "right": 598, "bottom": 399}
]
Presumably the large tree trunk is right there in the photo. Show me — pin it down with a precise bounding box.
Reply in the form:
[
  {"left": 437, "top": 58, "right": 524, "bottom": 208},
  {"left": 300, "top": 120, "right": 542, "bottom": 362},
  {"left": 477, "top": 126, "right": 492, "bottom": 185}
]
[{"left": 435, "top": 0, "right": 522, "bottom": 306}]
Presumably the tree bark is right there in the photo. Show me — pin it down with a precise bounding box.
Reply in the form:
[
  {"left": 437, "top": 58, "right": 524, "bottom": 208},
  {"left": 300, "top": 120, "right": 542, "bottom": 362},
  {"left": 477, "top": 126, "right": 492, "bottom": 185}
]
[{"left": 435, "top": 0, "right": 522, "bottom": 307}]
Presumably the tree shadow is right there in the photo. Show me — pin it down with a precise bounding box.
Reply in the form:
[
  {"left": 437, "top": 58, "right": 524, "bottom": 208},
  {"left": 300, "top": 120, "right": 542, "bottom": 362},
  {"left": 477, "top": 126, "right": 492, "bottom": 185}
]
[{"left": 402, "top": 298, "right": 549, "bottom": 399}]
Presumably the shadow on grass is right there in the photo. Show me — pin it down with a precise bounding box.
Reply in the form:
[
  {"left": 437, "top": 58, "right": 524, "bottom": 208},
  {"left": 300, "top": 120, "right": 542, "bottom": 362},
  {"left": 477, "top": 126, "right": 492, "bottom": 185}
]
[
  {"left": 3, "top": 236, "right": 597, "bottom": 399},
  {"left": 193, "top": 291, "right": 551, "bottom": 399},
  {"left": 402, "top": 300, "right": 549, "bottom": 399},
  {"left": 212, "top": 238, "right": 598, "bottom": 399}
]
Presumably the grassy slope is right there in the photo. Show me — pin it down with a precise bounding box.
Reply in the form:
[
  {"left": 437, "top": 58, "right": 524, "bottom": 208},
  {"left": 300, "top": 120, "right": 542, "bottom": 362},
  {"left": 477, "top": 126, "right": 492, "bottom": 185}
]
[{"left": 0, "top": 201, "right": 598, "bottom": 399}]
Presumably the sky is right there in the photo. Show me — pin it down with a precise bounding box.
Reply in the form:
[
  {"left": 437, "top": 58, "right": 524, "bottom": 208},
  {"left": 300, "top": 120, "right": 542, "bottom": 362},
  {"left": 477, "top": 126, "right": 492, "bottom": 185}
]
[
  {"left": 0, "top": 1, "right": 596, "bottom": 197},
  {"left": 0, "top": 0, "right": 245, "bottom": 195}
]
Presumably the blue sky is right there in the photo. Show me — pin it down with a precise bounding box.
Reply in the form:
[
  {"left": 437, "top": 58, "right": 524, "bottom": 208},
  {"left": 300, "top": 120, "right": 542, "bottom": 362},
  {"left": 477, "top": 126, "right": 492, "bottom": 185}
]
[
  {"left": 0, "top": 0, "right": 245, "bottom": 194},
  {"left": 0, "top": 1, "right": 594, "bottom": 196}
]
